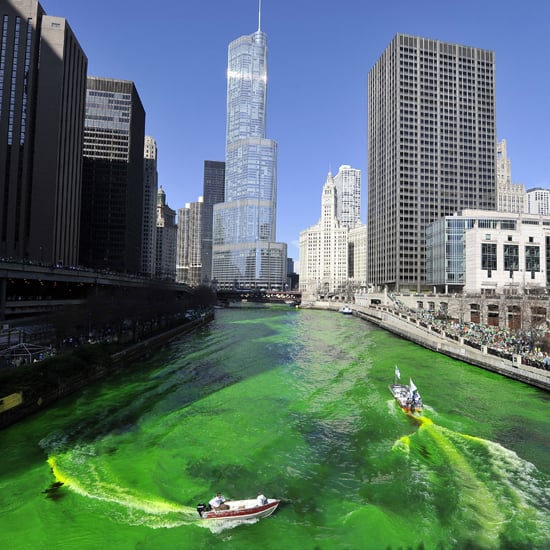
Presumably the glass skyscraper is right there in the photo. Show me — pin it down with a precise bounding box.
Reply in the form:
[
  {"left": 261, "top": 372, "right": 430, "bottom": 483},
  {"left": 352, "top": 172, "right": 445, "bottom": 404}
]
[{"left": 211, "top": 14, "right": 287, "bottom": 290}]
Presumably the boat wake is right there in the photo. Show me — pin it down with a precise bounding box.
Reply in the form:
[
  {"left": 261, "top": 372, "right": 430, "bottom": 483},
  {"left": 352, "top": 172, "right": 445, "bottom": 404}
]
[
  {"left": 198, "top": 517, "right": 261, "bottom": 534},
  {"left": 392, "top": 414, "right": 550, "bottom": 548},
  {"left": 47, "top": 447, "right": 198, "bottom": 528},
  {"left": 48, "top": 450, "right": 270, "bottom": 533}
]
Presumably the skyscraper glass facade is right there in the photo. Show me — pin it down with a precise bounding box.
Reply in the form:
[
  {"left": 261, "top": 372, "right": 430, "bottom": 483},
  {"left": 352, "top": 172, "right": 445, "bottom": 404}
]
[{"left": 212, "top": 25, "right": 286, "bottom": 290}]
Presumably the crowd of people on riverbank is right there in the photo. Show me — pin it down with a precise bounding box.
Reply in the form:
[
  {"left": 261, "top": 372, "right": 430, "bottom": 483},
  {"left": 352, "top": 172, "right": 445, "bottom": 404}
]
[{"left": 389, "top": 300, "right": 550, "bottom": 371}]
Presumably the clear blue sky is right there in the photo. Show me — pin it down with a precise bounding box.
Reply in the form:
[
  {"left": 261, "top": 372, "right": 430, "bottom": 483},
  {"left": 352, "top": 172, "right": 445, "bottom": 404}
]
[{"left": 45, "top": 0, "right": 550, "bottom": 262}]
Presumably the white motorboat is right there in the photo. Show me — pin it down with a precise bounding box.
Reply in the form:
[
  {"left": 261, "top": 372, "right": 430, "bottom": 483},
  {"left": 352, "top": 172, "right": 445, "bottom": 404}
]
[{"left": 196, "top": 498, "right": 280, "bottom": 520}]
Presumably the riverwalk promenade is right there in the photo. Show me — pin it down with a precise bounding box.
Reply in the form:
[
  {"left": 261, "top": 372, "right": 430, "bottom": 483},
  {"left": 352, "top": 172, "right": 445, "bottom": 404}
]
[
  {"left": 309, "top": 301, "right": 550, "bottom": 392},
  {"left": 0, "top": 311, "right": 215, "bottom": 428}
]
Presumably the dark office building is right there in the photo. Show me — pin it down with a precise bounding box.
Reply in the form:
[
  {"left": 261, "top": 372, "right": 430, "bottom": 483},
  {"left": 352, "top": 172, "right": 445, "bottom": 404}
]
[
  {"left": 0, "top": 0, "right": 87, "bottom": 266},
  {"left": 80, "top": 77, "right": 145, "bottom": 274},
  {"left": 368, "top": 34, "right": 496, "bottom": 291},
  {"left": 201, "top": 160, "right": 225, "bottom": 283}
]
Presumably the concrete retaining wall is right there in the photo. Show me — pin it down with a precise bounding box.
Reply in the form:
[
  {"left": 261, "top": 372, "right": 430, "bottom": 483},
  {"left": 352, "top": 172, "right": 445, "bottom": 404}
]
[
  {"left": 352, "top": 305, "right": 550, "bottom": 391},
  {"left": 305, "top": 301, "right": 549, "bottom": 391}
]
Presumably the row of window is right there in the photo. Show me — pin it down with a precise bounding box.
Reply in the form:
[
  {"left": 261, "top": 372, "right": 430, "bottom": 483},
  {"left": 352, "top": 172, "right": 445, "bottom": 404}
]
[{"left": 481, "top": 243, "right": 540, "bottom": 272}]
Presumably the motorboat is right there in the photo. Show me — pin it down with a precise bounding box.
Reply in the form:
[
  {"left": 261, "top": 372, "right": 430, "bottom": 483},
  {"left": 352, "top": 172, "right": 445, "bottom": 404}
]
[
  {"left": 389, "top": 366, "right": 423, "bottom": 415},
  {"left": 339, "top": 305, "right": 353, "bottom": 315},
  {"left": 196, "top": 498, "right": 280, "bottom": 520}
]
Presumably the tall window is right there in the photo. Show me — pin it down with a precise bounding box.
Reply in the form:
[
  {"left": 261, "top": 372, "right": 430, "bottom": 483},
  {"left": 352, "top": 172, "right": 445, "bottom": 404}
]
[
  {"left": 481, "top": 243, "right": 497, "bottom": 271},
  {"left": 7, "top": 16, "right": 21, "bottom": 145},
  {"left": 0, "top": 16, "right": 9, "bottom": 119},
  {"left": 503, "top": 244, "right": 519, "bottom": 271},
  {"left": 525, "top": 245, "right": 540, "bottom": 272},
  {"left": 545, "top": 236, "right": 550, "bottom": 286},
  {"left": 20, "top": 19, "right": 33, "bottom": 145}
]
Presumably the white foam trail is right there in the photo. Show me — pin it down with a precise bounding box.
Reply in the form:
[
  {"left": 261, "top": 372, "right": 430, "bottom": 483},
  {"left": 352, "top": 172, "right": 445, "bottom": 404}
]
[{"left": 48, "top": 452, "right": 198, "bottom": 528}]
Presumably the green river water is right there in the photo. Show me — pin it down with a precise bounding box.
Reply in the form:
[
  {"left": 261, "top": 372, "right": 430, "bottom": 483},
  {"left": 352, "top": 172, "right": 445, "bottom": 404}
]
[{"left": 0, "top": 307, "right": 549, "bottom": 549}]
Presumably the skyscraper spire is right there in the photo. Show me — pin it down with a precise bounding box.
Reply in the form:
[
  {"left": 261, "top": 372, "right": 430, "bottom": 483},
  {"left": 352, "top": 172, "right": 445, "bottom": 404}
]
[{"left": 258, "top": 0, "right": 262, "bottom": 31}]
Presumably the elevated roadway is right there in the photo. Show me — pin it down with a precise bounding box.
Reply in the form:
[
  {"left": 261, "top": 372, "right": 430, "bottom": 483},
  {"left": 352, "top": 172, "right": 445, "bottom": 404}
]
[{"left": 0, "top": 260, "right": 193, "bottom": 322}]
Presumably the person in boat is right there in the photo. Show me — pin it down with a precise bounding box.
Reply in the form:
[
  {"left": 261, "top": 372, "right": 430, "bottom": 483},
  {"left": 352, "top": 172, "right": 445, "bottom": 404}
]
[
  {"left": 256, "top": 492, "right": 268, "bottom": 506},
  {"left": 209, "top": 492, "right": 229, "bottom": 510}
]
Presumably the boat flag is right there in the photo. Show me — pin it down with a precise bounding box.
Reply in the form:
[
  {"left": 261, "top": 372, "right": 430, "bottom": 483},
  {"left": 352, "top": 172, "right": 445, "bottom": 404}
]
[
  {"left": 395, "top": 366, "right": 401, "bottom": 380},
  {"left": 410, "top": 378, "right": 417, "bottom": 393}
]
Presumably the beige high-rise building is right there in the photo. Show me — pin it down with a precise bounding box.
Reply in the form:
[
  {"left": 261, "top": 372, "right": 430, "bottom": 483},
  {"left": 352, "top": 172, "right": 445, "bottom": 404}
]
[
  {"left": 496, "top": 139, "right": 525, "bottom": 214},
  {"left": 333, "top": 165, "right": 362, "bottom": 229},
  {"left": 368, "top": 34, "right": 497, "bottom": 292},
  {"left": 177, "top": 198, "right": 204, "bottom": 286},
  {"left": 299, "top": 171, "right": 350, "bottom": 299},
  {"left": 349, "top": 224, "right": 368, "bottom": 288}
]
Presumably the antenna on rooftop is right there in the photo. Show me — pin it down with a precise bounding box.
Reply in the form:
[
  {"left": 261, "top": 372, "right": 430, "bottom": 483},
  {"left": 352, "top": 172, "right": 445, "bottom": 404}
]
[{"left": 258, "top": 0, "right": 262, "bottom": 31}]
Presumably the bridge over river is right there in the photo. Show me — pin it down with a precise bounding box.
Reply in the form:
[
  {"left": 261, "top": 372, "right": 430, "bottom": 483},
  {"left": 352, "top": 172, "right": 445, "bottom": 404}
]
[{"left": 216, "top": 289, "right": 301, "bottom": 305}]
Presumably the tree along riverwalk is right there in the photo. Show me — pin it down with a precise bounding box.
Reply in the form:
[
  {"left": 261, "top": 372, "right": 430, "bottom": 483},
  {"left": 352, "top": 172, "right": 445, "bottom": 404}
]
[{"left": 310, "top": 302, "right": 550, "bottom": 392}]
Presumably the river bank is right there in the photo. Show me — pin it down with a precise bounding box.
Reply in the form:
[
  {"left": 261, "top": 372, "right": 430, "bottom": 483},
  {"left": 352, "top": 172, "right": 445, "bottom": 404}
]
[
  {"left": 2, "top": 307, "right": 548, "bottom": 549},
  {"left": 307, "top": 301, "right": 550, "bottom": 391},
  {"left": 0, "top": 310, "right": 214, "bottom": 428}
]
